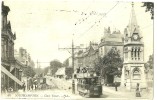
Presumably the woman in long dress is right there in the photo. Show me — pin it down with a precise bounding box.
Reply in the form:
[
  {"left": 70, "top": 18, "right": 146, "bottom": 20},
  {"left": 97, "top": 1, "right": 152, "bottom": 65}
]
[{"left": 136, "top": 83, "right": 141, "bottom": 97}]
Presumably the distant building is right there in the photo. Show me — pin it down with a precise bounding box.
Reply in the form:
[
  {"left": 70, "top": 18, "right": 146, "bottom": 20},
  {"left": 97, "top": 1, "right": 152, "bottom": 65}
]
[
  {"left": 67, "top": 44, "right": 86, "bottom": 69},
  {"left": 66, "top": 42, "right": 98, "bottom": 73},
  {"left": 99, "top": 27, "right": 124, "bottom": 58},
  {"left": 82, "top": 42, "right": 99, "bottom": 69},
  {"left": 14, "top": 48, "right": 35, "bottom": 91},
  {"left": 14, "top": 47, "right": 35, "bottom": 68}
]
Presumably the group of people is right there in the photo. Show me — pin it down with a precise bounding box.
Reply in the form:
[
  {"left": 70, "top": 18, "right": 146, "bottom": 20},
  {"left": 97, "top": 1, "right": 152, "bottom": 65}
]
[{"left": 1, "top": 85, "right": 13, "bottom": 94}]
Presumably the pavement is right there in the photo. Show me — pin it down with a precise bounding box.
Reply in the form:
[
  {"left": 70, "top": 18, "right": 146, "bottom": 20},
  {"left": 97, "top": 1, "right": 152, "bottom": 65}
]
[{"left": 102, "top": 85, "right": 153, "bottom": 100}]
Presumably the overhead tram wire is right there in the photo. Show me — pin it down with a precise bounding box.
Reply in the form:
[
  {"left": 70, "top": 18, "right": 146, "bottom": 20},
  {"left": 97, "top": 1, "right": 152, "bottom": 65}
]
[
  {"left": 57, "top": 2, "right": 95, "bottom": 56},
  {"left": 74, "top": 0, "right": 94, "bottom": 26},
  {"left": 56, "top": 1, "right": 120, "bottom": 51},
  {"left": 75, "top": 1, "right": 119, "bottom": 40}
]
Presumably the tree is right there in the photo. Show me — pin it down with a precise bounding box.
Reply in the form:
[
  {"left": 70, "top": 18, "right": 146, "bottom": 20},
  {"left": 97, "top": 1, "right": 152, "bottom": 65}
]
[
  {"left": 23, "top": 66, "right": 36, "bottom": 78},
  {"left": 142, "top": 2, "right": 154, "bottom": 19},
  {"left": 63, "top": 58, "right": 69, "bottom": 67},
  {"left": 50, "top": 60, "right": 63, "bottom": 75},
  {"left": 145, "top": 54, "right": 154, "bottom": 69},
  {"left": 93, "top": 57, "right": 104, "bottom": 76},
  {"left": 43, "top": 66, "right": 49, "bottom": 75},
  {"left": 30, "top": 60, "right": 35, "bottom": 68},
  {"left": 101, "top": 48, "right": 123, "bottom": 84},
  {"left": 148, "top": 54, "right": 153, "bottom": 69}
]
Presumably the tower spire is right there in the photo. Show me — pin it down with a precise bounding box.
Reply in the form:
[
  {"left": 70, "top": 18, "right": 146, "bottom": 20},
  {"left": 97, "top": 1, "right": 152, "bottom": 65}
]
[
  {"left": 128, "top": 2, "right": 139, "bottom": 35},
  {"left": 132, "top": 2, "right": 134, "bottom": 7}
]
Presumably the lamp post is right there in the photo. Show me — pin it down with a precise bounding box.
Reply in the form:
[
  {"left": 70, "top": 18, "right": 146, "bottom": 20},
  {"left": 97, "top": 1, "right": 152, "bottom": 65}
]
[
  {"left": 19, "top": 69, "right": 23, "bottom": 81},
  {"left": 19, "top": 69, "right": 23, "bottom": 90}
]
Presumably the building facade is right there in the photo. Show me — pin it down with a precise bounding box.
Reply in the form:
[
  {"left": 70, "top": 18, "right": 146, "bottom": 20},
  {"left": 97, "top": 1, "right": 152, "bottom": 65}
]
[
  {"left": 1, "top": 2, "right": 23, "bottom": 92},
  {"left": 14, "top": 47, "right": 35, "bottom": 91},
  {"left": 14, "top": 47, "right": 35, "bottom": 68},
  {"left": 82, "top": 42, "right": 99, "bottom": 70},
  {"left": 67, "top": 42, "right": 98, "bottom": 73},
  {"left": 121, "top": 3, "right": 147, "bottom": 90},
  {"left": 99, "top": 27, "right": 124, "bottom": 58}
]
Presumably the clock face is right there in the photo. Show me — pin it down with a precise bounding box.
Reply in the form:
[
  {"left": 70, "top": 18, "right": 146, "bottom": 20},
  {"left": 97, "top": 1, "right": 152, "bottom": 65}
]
[{"left": 133, "top": 34, "right": 138, "bottom": 40}]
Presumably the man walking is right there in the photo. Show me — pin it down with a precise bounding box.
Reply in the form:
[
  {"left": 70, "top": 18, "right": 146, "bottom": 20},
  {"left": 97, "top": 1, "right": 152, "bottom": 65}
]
[
  {"left": 22, "top": 82, "right": 26, "bottom": 92},
  {"left": 114, "top": 81, "right": 118, "bottom": 91}
]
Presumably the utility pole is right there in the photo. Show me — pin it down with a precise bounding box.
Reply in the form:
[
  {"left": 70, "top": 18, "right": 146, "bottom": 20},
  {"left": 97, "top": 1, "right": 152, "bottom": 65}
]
[
  {"left": 72, "top": 39, "right": 74, "bottom": 76},
  {"left": 36, "top": 60, "right": 50, "bottom": 77},
  {"left": 58, "top": 34, "right": 86, "bottom": 94},
  {"left": 37, "top": 60, "right": 39, "bottom": 76}
]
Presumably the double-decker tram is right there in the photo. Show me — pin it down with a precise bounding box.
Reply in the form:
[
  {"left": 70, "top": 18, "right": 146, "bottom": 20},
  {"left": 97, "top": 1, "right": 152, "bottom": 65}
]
[{"left": 76, "top": 72, "right": 103, "bottom": 97}]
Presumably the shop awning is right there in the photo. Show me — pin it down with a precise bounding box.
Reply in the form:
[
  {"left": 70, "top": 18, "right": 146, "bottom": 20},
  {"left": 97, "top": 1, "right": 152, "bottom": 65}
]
[{"left": 1, "top": 65, "right": 23, "bottom": 86}]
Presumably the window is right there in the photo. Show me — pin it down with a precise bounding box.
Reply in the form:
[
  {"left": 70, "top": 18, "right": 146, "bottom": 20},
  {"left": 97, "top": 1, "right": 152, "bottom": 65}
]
[
  {"left": 1, "top": 39, "right": 6, "bottom": 59},
  {"left": 131, "top": 48, "right": 134, "bottom": 60},
  {"left": 132, "top": 67, "right": 141, "bottom": 80},
  {"left": 125, "top": 52, "right": 128, "bottom": 60},
  {"left": 138, "top": 47, "right": 140, "bottom": 60},
  {"left": 134, "top": 47, "right": 137, "bottom": 60}
]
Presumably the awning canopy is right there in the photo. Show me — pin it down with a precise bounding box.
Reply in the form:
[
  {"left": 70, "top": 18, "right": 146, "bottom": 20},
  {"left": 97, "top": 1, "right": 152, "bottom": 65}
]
[
  {"left": 55, "top": 67, "right": 65, "bottom": 75},
  {"left": 1, "top": 65, "right": 23, "bottom": 86}
]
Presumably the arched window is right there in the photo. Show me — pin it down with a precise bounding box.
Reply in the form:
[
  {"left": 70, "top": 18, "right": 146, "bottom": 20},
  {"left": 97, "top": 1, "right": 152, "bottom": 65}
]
[{"left": 132, "top": 67, "right": 141, "bottom": 80}]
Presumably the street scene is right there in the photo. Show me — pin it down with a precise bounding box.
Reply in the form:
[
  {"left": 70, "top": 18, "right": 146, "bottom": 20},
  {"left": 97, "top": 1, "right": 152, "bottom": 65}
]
[{"left": 1, "top": 0, "right": 154, "bottom": 100}]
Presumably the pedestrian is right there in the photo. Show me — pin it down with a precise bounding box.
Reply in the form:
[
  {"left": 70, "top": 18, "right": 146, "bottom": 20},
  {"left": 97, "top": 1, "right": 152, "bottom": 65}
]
[
  {"left": 72, "top": 80, "right": 75, "bottom": 94},
  {"left": 22, "top": 83, "right": 26, "bottom": 92},
  {"left": 114, "top": 81, "right": 118, "bottom": 91},
  {"left": 8, "top": 86, "right": 13, "bottom": 93},
  {"left": 124, "top": 83, "right": 126, "bottom": 87},
  {"left": 136, "top": 83, "right": 141, "bottom": 97}
]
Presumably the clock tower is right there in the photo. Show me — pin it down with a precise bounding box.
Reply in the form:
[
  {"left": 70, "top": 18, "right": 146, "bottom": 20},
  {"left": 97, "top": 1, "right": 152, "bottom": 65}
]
[{"left": 121, "top": 3, "right": 147, "bottom": 90}]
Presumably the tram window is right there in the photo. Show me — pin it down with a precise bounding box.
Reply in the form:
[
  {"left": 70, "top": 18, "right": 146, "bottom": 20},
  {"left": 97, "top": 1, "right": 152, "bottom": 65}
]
[
  {"left": 83, "top": 79, "right": 86, "bottom": 84},
  {"left": 91, "top": 78, "right": 96, "bottom": 84}
]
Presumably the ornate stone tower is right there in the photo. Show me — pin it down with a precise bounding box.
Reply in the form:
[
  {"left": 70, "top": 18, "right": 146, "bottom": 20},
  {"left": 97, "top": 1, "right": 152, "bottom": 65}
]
[{"left": 121, "top": 3, "right": 147, "bottom": 90}]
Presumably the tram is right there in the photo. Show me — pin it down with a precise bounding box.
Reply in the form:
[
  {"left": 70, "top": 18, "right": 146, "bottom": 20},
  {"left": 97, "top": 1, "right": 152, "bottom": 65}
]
[{"left": 76, "top": 73, "right": 103, "bottom": 97}]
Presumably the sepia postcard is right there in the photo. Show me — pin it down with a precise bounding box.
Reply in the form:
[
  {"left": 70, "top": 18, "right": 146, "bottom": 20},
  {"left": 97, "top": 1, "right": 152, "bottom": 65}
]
[{"left": 1, "top": 0, "right": 154, "bottom": 100}]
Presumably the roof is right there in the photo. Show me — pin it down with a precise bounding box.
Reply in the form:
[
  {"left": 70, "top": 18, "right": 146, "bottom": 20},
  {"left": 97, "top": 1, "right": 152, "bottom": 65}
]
[
  {"left": 102, "top": 32, "right": 123, "bottom": 42},
  {"left": 2, "top": 2, "right": 10, "bottom": 14},
  {"left": 126, "top": 4, "right": 141, "bottom": 37},
  {"left": 55, "top": 67, "right": 65, "bottom": 75},
  {"left": 99, "top": 32, "right": 124, "bottom": 47},
  {"left": 99, "top": 41, "right": 124, "bottom": 47}
]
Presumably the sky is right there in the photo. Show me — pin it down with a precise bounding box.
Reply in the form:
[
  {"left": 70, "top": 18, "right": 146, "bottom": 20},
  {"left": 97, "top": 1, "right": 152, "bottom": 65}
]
[{"left": 3, "top": 0, "right": 153, "bottom": 68}]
